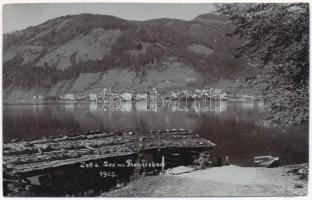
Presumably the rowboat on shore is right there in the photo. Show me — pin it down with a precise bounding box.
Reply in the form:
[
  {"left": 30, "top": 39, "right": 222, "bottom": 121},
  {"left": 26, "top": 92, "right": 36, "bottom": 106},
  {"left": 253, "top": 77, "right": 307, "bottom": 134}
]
[{"left": 254, "top": 156, "right": 280, "bottom": 168}]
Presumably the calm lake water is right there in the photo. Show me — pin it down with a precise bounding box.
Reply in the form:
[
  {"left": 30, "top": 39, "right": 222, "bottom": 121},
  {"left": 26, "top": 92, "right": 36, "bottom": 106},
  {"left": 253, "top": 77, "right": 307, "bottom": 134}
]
[{"left": 3, "top": 101, "right": 308, "bottom": 166}]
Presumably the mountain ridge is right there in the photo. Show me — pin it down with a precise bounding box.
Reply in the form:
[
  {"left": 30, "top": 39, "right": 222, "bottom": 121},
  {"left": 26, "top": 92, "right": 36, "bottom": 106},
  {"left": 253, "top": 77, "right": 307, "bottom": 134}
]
[{"left": 3, "top": 13, "right": 255, "bottom": 103}]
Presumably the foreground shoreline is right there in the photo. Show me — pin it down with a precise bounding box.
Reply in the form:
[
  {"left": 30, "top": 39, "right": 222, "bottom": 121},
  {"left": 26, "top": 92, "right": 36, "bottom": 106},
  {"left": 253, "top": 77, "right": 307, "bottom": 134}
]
[
  {"left": 103, "top": 163, "right": 308, "bottom": 197},
  {"left": 3, "top": 129, "right": 215, "bottom": 196}
]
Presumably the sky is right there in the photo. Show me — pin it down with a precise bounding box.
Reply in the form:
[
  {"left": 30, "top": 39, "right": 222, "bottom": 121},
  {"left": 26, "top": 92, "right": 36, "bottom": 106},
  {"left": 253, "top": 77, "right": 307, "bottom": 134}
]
[{"left": 3, "top": 3, "right": 216, "bottom": 33}]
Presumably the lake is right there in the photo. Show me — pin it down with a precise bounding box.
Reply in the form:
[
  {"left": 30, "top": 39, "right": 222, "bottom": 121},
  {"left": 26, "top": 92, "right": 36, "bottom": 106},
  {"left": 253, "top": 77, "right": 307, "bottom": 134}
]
[{"left": 3, "top": 100, "right": 308, "bottom": 166}]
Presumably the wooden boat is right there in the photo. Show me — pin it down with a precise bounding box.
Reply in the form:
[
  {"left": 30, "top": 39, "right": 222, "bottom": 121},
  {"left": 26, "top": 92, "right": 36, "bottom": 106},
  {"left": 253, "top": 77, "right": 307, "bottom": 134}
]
[{"left": 254, "top": 155, "right": 280, "bottom": 168}]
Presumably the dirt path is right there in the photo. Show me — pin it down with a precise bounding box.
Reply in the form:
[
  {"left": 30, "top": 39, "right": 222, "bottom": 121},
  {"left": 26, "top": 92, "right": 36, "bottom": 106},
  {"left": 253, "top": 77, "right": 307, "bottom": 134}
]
[{"left": 103, "top": 165, "right": 308, "bottom": 197}]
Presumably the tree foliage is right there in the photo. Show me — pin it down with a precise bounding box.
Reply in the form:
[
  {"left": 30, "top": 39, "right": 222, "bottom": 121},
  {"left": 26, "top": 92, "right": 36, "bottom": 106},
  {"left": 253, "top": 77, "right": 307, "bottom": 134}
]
[{"left": 217, "top": 3, "right": 309, "bottom": 127}]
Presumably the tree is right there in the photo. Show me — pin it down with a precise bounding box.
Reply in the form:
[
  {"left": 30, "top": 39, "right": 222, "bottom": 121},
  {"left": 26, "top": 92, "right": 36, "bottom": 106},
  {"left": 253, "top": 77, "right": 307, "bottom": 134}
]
[{"left": 217, "top": 3, "right": 309, "bottom": 127}]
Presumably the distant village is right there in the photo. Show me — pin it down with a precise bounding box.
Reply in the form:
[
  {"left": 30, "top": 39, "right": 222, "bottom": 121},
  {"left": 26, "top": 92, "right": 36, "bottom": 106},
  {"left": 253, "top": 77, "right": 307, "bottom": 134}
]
[{"left": 32, "top": 88, "right": 259, "bottom": 103}]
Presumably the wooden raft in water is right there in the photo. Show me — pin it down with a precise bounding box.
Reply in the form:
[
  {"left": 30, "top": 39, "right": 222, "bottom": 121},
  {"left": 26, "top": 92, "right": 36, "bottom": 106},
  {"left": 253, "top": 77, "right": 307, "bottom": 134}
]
[{"left": 3, "top": 129, "right": 215, "bottom": 177}]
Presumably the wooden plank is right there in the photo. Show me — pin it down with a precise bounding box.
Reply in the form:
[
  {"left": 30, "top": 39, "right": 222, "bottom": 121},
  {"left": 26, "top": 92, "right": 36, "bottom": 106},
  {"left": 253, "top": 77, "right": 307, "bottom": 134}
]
[{"left": 3, "top": 129, "right": 215, "bottom": 176}]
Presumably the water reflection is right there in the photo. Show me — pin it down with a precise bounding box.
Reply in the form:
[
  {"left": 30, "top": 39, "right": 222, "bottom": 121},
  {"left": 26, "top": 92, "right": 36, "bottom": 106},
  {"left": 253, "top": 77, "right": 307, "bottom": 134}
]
[
  {"left": 3, "top": 101, "right": 308, "bottom": 166},
  {"left": 92, "top": 100, "right": 234, "bottom": 113}
]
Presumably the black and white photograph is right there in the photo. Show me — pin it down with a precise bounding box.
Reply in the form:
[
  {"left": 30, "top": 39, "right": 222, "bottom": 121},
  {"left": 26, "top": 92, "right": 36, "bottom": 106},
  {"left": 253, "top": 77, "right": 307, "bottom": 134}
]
[{"left": 1, "top": 1, "right": 310, "bottom": 197}]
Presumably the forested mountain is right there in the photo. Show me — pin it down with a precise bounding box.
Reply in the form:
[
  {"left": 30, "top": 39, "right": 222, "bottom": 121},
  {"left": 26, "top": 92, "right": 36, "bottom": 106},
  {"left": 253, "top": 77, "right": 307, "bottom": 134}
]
[{"left": 3, "top": 13, "right": 255, "bottom": 102}]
